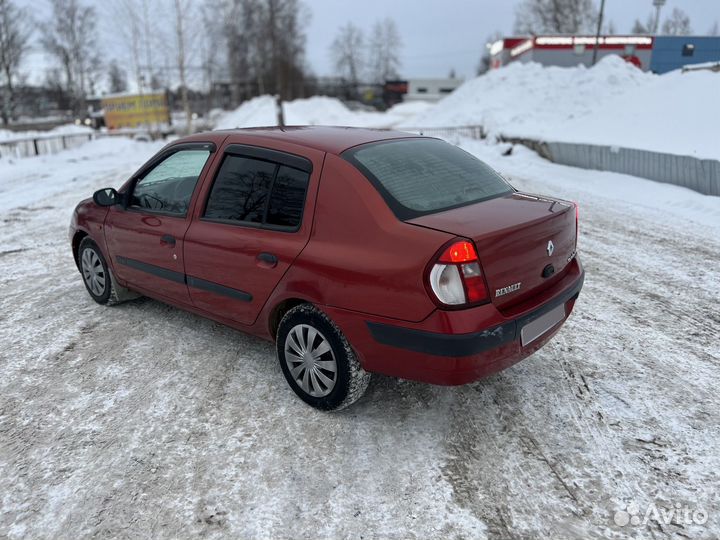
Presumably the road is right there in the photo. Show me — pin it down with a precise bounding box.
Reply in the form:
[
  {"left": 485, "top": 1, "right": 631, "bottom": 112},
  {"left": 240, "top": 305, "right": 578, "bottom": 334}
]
[{"left": 1, "top": 138, "right": 718, "bottom": 539}]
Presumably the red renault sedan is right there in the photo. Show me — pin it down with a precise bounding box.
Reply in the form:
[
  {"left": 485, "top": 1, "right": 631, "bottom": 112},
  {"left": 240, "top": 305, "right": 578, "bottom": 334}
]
[{"left": 70, "top": 127, "right": 583, "bottom": 410}]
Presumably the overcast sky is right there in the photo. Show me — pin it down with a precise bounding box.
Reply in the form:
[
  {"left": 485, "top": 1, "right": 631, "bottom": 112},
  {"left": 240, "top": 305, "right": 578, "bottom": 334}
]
[
  {"left": 20, "top": 0, "right": 720, "bottom": 86},
  {"left": 305, "top": 0, "right": 719, "bottom": 79}
]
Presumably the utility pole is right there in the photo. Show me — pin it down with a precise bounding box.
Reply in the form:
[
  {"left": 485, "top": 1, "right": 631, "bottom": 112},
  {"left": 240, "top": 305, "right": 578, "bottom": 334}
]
[
  {"left": 652, "top": 0, "right": 666, "bottom": 34},
  {"left": 592, "top": 0, "right": 606, "bottom": 66},
  {"left": 275, "top": 95, "right": 285, "bottom": 127}
]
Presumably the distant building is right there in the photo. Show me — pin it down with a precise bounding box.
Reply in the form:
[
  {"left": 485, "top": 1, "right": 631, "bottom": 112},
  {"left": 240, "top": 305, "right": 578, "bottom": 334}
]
[
  {"left": 7, "top": 85, "right": 69, "bottom": 122},
  {"left": 382, "top": 80, "right": 408, "bottom": 107},
  {"left": 489, "top": 35, "right": 720, "bottom": 74},
  {"left": 403, "top": 78, "right": 464, "bottom": 102},
  {"left": 382, "top": 77, "right": 463, "bottom": 106},
  {"left": 650, "top": 37, "right": 720, "bottom": 73}
]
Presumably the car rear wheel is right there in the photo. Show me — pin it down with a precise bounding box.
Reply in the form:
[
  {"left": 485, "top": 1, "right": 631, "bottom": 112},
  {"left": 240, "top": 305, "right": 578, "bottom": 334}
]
[{"left": 277, "top": 304, "right": 371, "bottom": 411}]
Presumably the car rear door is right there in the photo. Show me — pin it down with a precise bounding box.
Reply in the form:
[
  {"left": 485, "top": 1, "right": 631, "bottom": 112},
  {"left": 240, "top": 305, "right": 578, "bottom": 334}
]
[
  {"left": 104, "top": 142, "right": 217, "bottom": 304},
  {"left": 183, "top": 142, "right": 323, "bottom": 325}
]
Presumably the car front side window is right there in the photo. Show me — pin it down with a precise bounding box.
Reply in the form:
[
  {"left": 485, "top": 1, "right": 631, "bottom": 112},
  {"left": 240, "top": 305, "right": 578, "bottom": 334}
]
[{"left": 131, "top": 149, "right": 211, "bottom": 215}]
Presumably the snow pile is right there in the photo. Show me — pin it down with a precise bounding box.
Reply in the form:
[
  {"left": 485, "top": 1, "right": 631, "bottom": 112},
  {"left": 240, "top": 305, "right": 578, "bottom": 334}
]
[
  {"left": 214, "top": 95, "right": 373, "bottom": 129},
  {"left": 383, "top": 100, "right": 434, "bottom": 125},
  {"left": 213, "top": 95, "right": 431, "bottom": 130},
  {"left": 558, "top": 68, "right": 720, "bottom": 159},
  {"left": 411, "top": 56, "right": 720, "bottom": 160},
  {"left": 408, "top": 56, "right": 650, "bottom": 132},
  {"left": 212, "top": 96, "right": 276, "bottom": 129}
]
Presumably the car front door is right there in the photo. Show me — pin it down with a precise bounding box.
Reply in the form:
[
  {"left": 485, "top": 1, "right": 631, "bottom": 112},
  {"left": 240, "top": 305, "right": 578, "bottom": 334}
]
[
  {"left": 183, "top": 143, "right": 322, "bottom": 325},
  {"left": 104, "top": 143, "right": 216, "bottom": 304}
]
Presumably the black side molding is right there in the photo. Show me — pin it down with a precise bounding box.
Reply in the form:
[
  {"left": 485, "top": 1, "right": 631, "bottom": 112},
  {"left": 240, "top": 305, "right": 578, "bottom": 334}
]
[
  {"left": 116, "top": 256, "right": 252, "bottom": 302},
  {"left": 117, "top": 256, "right": 185, "bottom": 284},
  {"left": 367, "top": 272, "right": 584, "bottom": 358},
  {"left": 186, "top": 276, "right": 252, "bottom": 302}
]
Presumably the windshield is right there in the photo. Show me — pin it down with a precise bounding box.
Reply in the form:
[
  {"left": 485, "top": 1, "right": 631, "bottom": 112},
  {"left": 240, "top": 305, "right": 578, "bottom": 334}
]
[{"left": 344, "top": 138, "right": 513, "bottom": 219}]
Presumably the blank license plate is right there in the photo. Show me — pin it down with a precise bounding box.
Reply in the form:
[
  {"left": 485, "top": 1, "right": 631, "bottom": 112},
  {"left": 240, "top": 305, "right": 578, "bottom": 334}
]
[{"left": 521, "top": 304, "right": 566, "bottom": 346}]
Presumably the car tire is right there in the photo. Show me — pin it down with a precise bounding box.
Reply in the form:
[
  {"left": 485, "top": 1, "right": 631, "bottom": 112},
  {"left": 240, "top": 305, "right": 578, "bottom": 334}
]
[
  {"left": 78, "top": 237, "right": 133, "bottom": 305},
  {"left": 277, "top": 304, "right": 371, "bottom": 411}
]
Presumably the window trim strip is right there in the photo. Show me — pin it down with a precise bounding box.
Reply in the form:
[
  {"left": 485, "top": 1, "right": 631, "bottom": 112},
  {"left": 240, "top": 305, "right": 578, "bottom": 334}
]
[{"left": 224, "top": 144, "right": 313, "bottom": 173}]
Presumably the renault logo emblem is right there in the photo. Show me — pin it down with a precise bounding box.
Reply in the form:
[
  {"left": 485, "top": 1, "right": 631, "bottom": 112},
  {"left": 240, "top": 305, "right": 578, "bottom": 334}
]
[{"left": 547, "top": 240, "right": 555, "bottom": 256}]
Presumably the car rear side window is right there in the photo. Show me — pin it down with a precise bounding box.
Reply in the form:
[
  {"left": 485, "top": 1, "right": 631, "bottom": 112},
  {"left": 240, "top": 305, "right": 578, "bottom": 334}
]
[
  {"left": 344, "top": 138, "right": 513, "bottom": 219},
  {"left": 204, "top": 155, "right": 309, "bottom": 229},
  {"left": 204, "top": 156, "right": 276, "bottom": 223},
  {"left": 266, "top": 166, "right": 309, "bottom": 227}
]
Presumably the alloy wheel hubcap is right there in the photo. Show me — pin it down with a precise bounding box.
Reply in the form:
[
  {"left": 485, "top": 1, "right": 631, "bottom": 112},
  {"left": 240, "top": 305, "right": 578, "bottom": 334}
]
[
  {"left": 284, "top": 324, "right": 337, "bottom": 397},
  {"left": 81, "top": 248, "right": 106, "bottom": 297}
]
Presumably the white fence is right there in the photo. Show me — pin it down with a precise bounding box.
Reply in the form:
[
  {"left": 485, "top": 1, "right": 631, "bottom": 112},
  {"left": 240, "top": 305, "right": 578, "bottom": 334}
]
[
  {"left": 0, "top": 132, "right": 95, "bottom": 159},
  {"left": 501, "top": 137, "right": 720, "bottom": 197}
]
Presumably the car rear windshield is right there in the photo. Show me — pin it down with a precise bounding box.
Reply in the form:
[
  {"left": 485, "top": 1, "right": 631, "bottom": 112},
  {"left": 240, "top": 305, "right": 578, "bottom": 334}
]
[{"left": 344, "top": 138, "right": 513, "bottom": 219}]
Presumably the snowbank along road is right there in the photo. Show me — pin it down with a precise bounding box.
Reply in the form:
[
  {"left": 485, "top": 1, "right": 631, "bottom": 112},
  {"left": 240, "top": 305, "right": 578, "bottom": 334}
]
[{"left": 1, "top": 137, "right": 719, "bottom": 539}]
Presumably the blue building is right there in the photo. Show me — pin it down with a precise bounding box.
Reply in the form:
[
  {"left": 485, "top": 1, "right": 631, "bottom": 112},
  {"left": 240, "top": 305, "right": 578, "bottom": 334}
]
[
  {"left": 490, "top": 35, "right": 720, "bottom": 74},
  {"left": 650, "top": 36, "right": 720, "bottom": 74}
]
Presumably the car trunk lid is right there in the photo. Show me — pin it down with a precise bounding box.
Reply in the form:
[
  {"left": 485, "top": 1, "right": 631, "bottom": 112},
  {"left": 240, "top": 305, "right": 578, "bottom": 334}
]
[{"left": 408, "top": 192, "right": 577, "bottom": 309}]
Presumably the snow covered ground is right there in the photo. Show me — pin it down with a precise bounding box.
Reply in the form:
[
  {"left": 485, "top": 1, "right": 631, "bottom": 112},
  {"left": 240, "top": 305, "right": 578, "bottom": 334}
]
[{"left": 1, "top": 135, "right": 718, "bottom": 539}]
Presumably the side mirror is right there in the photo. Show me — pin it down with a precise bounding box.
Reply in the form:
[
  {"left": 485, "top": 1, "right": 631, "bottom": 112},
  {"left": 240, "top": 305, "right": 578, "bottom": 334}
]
[{"left": 93, "top": 188, "right": 119, "bottom": 207}]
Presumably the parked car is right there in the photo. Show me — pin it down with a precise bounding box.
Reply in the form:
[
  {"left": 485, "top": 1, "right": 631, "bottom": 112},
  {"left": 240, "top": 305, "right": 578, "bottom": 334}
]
[{"left": 70, "top": 127, "right": 583, "bottom": 410}]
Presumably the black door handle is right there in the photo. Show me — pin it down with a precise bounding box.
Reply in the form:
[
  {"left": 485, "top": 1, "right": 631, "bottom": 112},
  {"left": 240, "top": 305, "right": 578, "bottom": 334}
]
[
  {"left": 160, "top": 234, "right": 176, "bottom": 247},
  {"left": 256, "top": 252, "right": 278, "bottom": 267}
]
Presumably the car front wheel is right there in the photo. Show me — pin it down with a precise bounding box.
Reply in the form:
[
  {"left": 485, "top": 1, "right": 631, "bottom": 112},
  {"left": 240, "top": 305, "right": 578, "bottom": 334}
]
[
  {"left": 78, "top": 237, "right": 139, "bottom": 305},
  {"left": 79, "top": 238, "right": 113, "bottom": 304},
  {"left": 276, "top": 304, "right": 371, "bottom": 411}
]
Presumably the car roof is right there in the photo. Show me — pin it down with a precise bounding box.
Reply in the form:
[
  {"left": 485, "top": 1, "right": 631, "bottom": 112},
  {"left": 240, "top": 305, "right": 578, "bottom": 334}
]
[{"left": 209, "top": 126, "right": 423, "bottom": 155}]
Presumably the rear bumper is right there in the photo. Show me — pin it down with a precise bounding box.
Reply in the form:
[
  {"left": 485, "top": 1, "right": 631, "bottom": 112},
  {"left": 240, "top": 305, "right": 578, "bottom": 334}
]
[
  {"left": 367, "top": 270, "right": 583, "bottom": 358},
  {"left": 323, "top": 257, "right": 584, "bottom": 385}
]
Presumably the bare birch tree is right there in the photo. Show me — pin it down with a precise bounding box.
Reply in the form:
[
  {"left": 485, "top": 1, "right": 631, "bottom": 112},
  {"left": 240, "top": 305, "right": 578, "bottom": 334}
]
[
  {"left": 367, "top": 17, "right": 402, "bottom": 84},
  {"left": 514, "top": 0, "right": 597, "bottom": 34},
  {"left": 172, "top": 0, "right": 193, "bottom": 133},
  {"left": 661, "top": 8, "right": 693, "bottom": 36},
  {"left": 111, "top": 0, "right": 144, "bottom": 91},
  {"left": 330, "top": 22, "right": 364, "bottom": 92},
  {"left": 221, "top": 0, "right": 308, "bottom": 102},
  {"left": 41, "top": 0, "right": 101, "bottom": 114},
  {"left": 0, "top": 0, "right": 32, "bottom": 124},
  {"left": 632, "top": 13, "right": 656, "bottom": 35},
  {"left": 108, "top": 60, "right": 128, "bottom": 93}
]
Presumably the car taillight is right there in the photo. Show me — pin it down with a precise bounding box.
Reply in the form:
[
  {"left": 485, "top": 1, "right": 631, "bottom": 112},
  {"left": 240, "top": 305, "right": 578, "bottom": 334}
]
[{"left": 428, "top": 239, "right": 489, "bottom": 306}]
